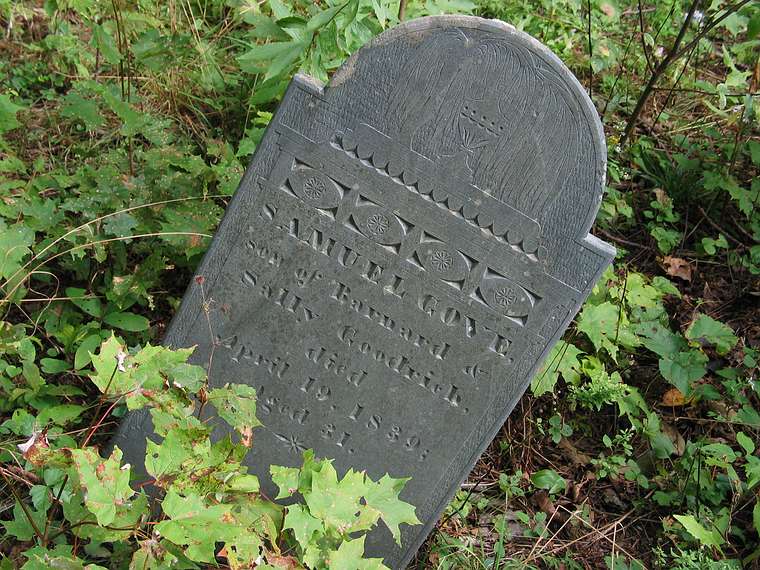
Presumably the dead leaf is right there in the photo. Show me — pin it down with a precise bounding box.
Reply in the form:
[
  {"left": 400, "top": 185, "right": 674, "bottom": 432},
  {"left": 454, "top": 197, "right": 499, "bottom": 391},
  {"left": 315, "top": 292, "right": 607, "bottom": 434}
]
[
  {"left": 18, "top": 430, "right": 49, "bottom": 467},
  {"left": 559, "top": 439, "right": 591, "bottom": 466},
  {"left": 267, "top": 554, "right": 303, "bottom": 569},
  {"left": 241, "top": 426, "right": 254, "bottom": 448},
  {"left": 661, "top": 421, "right": 686, "bottom": 456},
  {"left": 600, "top": 2, "right": 616, "bottom": 17},
  {"left": 661, "top": 387, "right": 687, "bottom": 407},
  {"left": 662, "top": 256, "right": 692, "bottom": 281}
]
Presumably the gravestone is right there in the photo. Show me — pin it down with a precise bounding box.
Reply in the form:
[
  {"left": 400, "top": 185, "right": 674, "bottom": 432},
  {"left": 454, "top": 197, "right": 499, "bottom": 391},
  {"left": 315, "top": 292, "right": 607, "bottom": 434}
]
[{"left": 115, "top": 14, "right": 614, "bottom": 568}]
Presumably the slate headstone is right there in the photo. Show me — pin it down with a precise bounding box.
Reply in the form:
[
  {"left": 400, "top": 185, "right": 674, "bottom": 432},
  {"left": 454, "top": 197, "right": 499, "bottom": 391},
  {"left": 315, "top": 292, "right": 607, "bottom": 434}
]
[{"left": 115, "top": 15, "right": 614, "bottom": 568}]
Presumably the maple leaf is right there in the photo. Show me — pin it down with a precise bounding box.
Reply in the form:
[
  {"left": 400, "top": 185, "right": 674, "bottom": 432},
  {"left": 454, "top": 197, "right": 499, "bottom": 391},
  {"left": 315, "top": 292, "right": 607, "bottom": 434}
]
[
  {"left": 362, "top": 475, "right": 419, "bottom": 546},
  {"left": 70, "top": 447, "right": 134, "bottom": 527}
]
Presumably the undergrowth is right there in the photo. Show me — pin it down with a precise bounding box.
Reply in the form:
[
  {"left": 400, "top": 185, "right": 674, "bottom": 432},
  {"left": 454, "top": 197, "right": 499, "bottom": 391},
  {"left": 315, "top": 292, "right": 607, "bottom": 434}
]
[{"left": 0, "top": 0, "right": 759, "bottom": 568}]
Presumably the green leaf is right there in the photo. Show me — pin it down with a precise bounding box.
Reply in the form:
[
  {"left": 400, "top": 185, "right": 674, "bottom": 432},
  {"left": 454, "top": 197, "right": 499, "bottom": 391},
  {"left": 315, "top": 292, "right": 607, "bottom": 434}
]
[
  {"left": 305, "top": 462, "right": 367, "bottom": 530},
  {"left": 0, "top": 223, "right": 34, "bottom": 281},
  {"left": 659, "top": 350, "right": 707, "bottom": 396},
  {"left": 209, "top": 384, "right": 262, "bottom": 433},
  {"left": 75, "top": 334, "right": 103, "bottom": 370},
  {"left": 674, "top": 514, "right": 724, "bottom": 548},
  {"left": 155, "top": 490, "right": 243, "bottom": 563},
  {"left": 237, "top": 40, "right": 306, "bottom": 72},
  {"left": 60, "top": 92, "right": 104, "bottom": 131},
  {"left": 577, "top": 301, "right": 624, "bottom": 359},
  {"left": 2, "top": 501, "right": 45, "bottom": 541},
  {"left": 145, "top": 428, "right": 195, "bottom": 483},
  {"left": 38, "top": 404, "right": 84, "bottom": 426},
  {"left": 532, "top": 340, "right": 584, "bottom": 396},
  {"left": 20, "top": 546, "right": 106, "bottom": 570},
  {"left": 530, "top": 469, "right": 566, "bottom": 495},
  {"left": 737, "top": 431, "right": 755, "bottom": 455},
  {"left": 0, "top": 94, "right": 23, "bottom": 134},
  {"left": 40, "top": 358, "right": 70, "bottom": 374},
  {"left": 686, "top": 314, "right": 738, "bottom": 355},
  {"left": 227, "top": 474, "right": 261, "bottom": 493},
  {"left": 363, "top": 474, "right": 419, "bottom": 546},
  {"left": 70, "top": 447, "right": 133, "bottom": 527},
  {"left": 92, "top": 24, "right": 121, "bottom": 64},
  {"left": 307, "top": 5, "right": 345, "bottom": 31},
  {"left": 651, "top": 276, "right": 681, "bottom": 298},
  {"left": 89, "top": 335, "right": 123, "bottom": 394},
  {"left": 327, "top": 536, "right": 387, "bottom": 569},
  {"left": 243, "top": 14, "right": 291, "bottom": 40},
  {"left": 103, "top": 311, "right": 150, "bottom": 332},
  {"left": 283, "top": 503, "right": 323, "bottom": 549},
  {"left": 66, "top": 287, "right": 102, "bottom": 318},
  {"left": 753, "top": 500, "right": 760, "bottom": 536},
  {"left": 270, "top": 464, "right": 300, "bottom": 499},
  {"left": 103, "top": 212, "right": 138, "bottom": 239}
]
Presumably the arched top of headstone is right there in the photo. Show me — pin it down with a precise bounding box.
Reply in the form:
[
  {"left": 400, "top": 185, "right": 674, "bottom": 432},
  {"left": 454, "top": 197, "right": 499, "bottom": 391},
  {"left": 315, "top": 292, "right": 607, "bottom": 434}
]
[{"left": 300, "top": 15, "right": 607, "bottom": 252}]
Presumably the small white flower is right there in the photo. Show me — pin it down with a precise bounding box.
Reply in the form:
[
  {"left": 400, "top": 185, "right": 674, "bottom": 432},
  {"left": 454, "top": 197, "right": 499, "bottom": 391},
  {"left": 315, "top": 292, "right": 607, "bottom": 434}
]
[
  {"left": 693, "top": 10, "right": 704, "bottom": 22},
  {"left": 116, "top": 350, "right": 127, "bottom": 372}
]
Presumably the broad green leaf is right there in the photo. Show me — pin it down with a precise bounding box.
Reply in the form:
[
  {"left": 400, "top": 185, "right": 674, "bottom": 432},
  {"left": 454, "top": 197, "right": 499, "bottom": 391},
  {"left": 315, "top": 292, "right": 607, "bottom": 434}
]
[
  {"left": 270, "top": 464, "right": 300, "bottom": 499},
  {"left": 754, "top": 500, "right": 760, "bottom": 536},
  {"left": 103, "top": 213, "right": 138, "bottom": 239},
  {"left": 243, "top": 14, "right": 291, "bottom": 40},
  {"left": 40, "top": 357, "right": 70, "bottom": 374},
  {"left": 227, "top": 474, "right": 261, "bottom": 493},
  {"left": 0, "top": 223, "right": 34, "bottom": 281},
  {"left": 89, "top": 335, "right": 123, "bottom": 394},
  {"left": 307, "top": 5, "right": 345, "bottom": 31},
  {"left": 268, "top": 0, "right": 292, "bottom": 19},
  {"left": 20, "top": 545, "right": 107, "bottom": 570},
  {"left": 530, "top": 469, "right": 566, "bottom": 495},
  {"left": 623, "top": 273, "right": 661, "bottom": 308},
  {"left": 37, "top": 404, "right": 84, "bottom": 426},
  {"left": 265, "top": 41, "right": 309, "bottom": 81},
  {"left": 2, "top": 501, "right": 46, "bottom": 541},
  {"left": 145, "top": 428, "right": 195, "bottom": 483},
  {"left": 104, "top": 311, "right": 150, "bottom": 332},
  {"left": 75, "top": 334, "right": 103, "bottom": 370},
  {"left": 686, "top": 313, "right": 738, "bottom": 355},
  {"left": 60, "top": 92, "right": 104, "bottom": 131},
  {"left": 363, "top": 474, "right": 419, "bottom": 545},
  {"left": 674, "top": 514, "right": 724, "bottom": 548},
  {"left": 651, "top": 275, "right": 681, "bottom": 298},
  {"left": 209, "top": 383, "right": 261, "bottom": 433},
  {"left": 283, "top": 503, "right": 323, "bottom": 549},
  {"left": 327, "top": 536, "right": 387, "bottom": 569},
  {"left": 92, "top": 23, "right": 121, "bottom": 64},
  {"left": 0, "top": 94, "right": 23, "bottom": 134},
  {"left": 70, "top": 447, "right": 133, "bottom": 527},
  {"left": 129, "top": 540, "right": 181, "bottom": 570},
  {"left": 532, "top": 340, "right": 584, "bottom": 396},
  {"left": 659, "top": 350, "right": 707, "bottom": 396},
  {"left": 237, "top": 40, "right": 306, "bottom": 72},
  {"left": 65, "top": 287, "right": 102, "bottom": 318},
  {"left": 737, "top": 431, "right": 755, "bottom": 455},
  {"left": 155, "top": 490, "right": 238, "bottom": 563},
  {"left": 305, "top": 462, "right": 367, "bottom": 530},
  {"left": 577, "top": 301, "right": 635, "bottom": 360}
]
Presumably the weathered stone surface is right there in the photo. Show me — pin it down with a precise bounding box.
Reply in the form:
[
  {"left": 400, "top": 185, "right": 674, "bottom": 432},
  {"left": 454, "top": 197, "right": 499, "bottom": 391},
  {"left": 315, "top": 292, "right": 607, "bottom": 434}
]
[{"left": 115, "top": 15, "right": 614, "bottom": 568}]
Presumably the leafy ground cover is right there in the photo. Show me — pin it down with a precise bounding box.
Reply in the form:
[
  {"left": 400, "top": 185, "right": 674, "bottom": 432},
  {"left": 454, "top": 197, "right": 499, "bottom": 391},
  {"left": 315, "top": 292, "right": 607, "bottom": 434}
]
[{"left": 0, "top": 0, "right": 758, "bottom": 568}]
